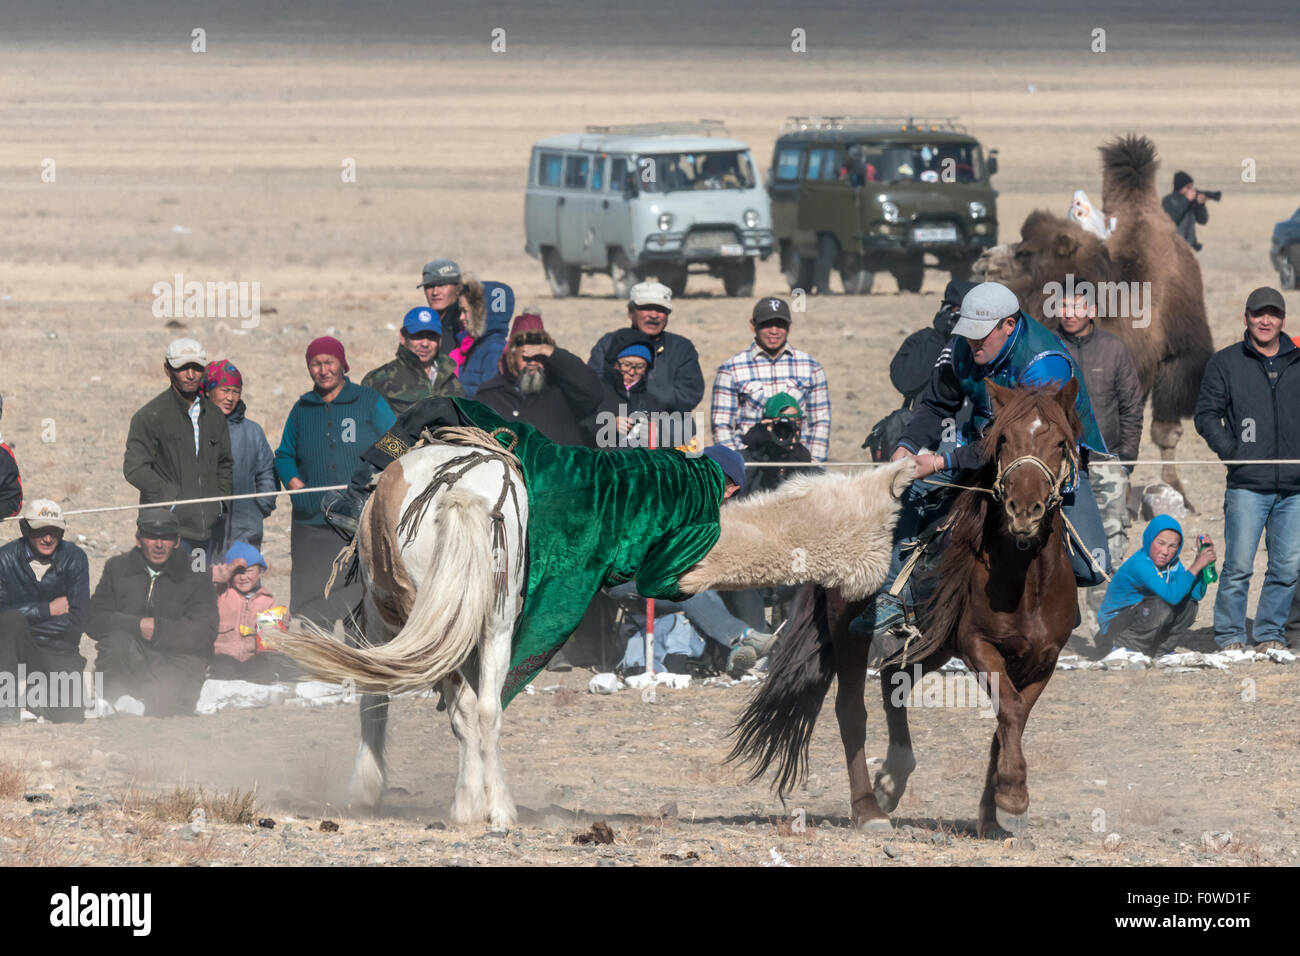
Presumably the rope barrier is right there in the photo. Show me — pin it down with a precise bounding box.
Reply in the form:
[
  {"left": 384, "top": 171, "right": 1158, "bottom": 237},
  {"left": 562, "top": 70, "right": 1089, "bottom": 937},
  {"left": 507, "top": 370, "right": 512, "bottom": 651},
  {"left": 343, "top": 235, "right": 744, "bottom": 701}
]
[
  {"left": 746, "top": 457, "right": 1300, "bottom": 468},
  {"left": 0, "top": 484, "right": 347, "bottom": 522},
  {"left": 6, "top": 454, "right": 1297, "bottom": 522}
]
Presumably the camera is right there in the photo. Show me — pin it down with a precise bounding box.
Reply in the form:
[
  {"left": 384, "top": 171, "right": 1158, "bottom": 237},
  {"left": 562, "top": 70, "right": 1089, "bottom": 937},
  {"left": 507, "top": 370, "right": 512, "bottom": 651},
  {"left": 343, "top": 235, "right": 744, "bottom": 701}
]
[
  {"left": 768, "top": 419, "right": 799, "bottom": 448},
  {"left": 1198, "top": 189, "right": 1222, "bottom": 202}
]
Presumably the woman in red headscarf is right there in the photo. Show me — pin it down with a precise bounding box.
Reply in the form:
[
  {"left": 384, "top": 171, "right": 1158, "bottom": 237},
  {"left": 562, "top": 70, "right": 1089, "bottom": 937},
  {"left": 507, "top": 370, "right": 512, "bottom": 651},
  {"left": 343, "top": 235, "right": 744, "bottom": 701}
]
[{"left": 203, "top": 359, "right": 279, "bottom": 551}]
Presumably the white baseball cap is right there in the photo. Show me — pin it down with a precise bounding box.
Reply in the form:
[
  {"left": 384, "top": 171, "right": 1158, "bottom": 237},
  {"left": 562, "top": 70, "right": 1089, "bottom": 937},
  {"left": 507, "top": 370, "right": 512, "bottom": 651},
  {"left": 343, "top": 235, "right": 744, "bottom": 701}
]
[
  {"left": 165, "top": 338, "right": 207, "bottom": 369},
  {"left": 629, "top": 281, "right": 672, "bottom": 312},
  {"left": 951, "top": 282, "right": 1021, "bottom": 339},
  {"left": 22, "top": 498, "right": 65, "bottom": 531}
]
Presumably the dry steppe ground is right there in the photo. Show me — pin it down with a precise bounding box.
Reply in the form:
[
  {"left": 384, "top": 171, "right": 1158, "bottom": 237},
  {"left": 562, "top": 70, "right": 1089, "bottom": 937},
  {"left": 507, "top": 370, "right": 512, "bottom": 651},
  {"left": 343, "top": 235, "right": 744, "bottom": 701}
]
[{"left": 1, "top": 9, "right": 1298, "bottom": 864}]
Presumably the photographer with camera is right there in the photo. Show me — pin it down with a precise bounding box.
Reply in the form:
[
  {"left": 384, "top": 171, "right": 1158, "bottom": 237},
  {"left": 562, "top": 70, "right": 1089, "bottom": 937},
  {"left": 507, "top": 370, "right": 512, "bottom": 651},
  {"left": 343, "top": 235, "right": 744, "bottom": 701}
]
[
  {"left": 1162, "top": 170, "right": 1218, "bottom": 252},
  {"left": 737, "top": 392, "right": 820, "bottom": 496}
]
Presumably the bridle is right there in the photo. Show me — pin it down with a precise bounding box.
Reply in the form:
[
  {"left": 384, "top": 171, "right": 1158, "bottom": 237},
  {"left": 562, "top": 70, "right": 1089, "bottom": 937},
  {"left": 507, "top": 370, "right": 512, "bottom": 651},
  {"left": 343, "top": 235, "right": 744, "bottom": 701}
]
[{"left": 992, "top": 443, "right": 1077, "bottom": 510}]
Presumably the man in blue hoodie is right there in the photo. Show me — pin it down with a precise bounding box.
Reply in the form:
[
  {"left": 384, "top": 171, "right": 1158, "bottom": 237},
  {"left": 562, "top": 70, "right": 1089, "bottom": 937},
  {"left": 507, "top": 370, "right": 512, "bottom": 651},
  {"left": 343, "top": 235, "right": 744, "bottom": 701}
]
[{"left": 1096, "top": 515, "right": 1215, "bottom": 657}]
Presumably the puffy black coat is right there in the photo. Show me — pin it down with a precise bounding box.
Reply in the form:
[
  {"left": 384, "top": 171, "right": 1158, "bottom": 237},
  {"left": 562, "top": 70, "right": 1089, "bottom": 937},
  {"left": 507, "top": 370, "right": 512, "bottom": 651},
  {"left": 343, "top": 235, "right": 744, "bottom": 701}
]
[{"left": 1194, "top": 335, "right": 1300, "bottom": 492}]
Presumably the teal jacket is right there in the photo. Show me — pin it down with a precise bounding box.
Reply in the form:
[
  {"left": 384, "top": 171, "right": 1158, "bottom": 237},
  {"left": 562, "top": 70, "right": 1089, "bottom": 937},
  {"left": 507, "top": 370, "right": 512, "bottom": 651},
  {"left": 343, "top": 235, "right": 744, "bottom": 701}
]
[
  {"left": 1098, "top": 514, "right": 1208, "bottom": 634},
  {"left": 274, "top": 381, "right": 395, "bottom": 525},
  {"left": 900, "top": 312, "right": 1108, "bottom": 478}
]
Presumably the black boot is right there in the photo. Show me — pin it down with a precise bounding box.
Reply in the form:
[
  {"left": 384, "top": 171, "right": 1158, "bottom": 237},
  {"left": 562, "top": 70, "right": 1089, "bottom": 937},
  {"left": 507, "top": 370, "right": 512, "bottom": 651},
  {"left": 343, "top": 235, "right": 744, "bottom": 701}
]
[{"left": 322, "top": 462, "right": 381, "bottom": 538}]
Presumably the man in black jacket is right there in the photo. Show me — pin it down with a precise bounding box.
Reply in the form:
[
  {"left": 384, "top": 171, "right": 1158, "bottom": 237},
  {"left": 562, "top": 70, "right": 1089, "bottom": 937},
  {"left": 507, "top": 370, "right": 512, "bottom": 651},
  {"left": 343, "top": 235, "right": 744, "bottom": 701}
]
[
  {"left": 123, "top": 338, "right": 233, "bottom": 557},
  {"left": 88, "top": 508, "right": 217, "bottom": 716},
  {"left": 0, "top": 500, "right": 91, "bottom": 724},
  {"left": 1194, "top": 286, "right": 1300, "bottom": 652},
  {"left": 588, "top": 282, "right": 705, "bottom": 418},
  {"left": 476, "top": 313, "right": 605, "bottom": 447}
]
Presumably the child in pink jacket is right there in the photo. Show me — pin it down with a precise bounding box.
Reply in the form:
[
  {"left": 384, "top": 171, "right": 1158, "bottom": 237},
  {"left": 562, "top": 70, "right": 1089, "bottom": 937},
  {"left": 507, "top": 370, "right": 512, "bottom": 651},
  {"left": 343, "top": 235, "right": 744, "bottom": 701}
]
[{"left": 211, "top": 542, "right": 299, "bottom": 683}]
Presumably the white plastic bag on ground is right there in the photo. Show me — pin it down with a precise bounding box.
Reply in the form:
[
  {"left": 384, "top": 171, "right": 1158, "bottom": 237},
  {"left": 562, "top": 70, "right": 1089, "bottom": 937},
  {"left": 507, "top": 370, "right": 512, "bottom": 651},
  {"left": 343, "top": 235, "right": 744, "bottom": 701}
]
[
  {"left": 588, "top": 673, "right": 624, "bottom": 695},
  {"left": 196, "top": 679, "right": 290, "bottom": 714}
]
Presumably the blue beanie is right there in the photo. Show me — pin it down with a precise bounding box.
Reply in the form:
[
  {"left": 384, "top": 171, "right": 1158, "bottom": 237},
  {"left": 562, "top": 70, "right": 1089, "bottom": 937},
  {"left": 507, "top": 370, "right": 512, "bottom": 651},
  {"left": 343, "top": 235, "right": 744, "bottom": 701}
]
[
  {"left": 224, "top": 540, "right": 268, "bottom": 570},
  {"left": 615, "top": 342, "right": 654, "bottom": 366},
  {"left": 702, "top": 444, "right": 746, "bottom": 488}
]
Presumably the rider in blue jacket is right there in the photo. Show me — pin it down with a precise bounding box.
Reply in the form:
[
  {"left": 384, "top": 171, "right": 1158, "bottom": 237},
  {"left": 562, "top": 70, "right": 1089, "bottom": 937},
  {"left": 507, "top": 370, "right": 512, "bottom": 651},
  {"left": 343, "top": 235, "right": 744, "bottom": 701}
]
[{"left": 855, "top": 281, "right": 1113, "bottom": 638}]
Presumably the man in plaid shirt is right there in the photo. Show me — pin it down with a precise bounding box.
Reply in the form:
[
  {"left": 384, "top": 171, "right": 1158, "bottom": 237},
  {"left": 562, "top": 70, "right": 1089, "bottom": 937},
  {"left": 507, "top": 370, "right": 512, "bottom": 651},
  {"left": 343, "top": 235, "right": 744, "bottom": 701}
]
[{"left": 711, "top": 297, "right": 831, "bottom": 461}]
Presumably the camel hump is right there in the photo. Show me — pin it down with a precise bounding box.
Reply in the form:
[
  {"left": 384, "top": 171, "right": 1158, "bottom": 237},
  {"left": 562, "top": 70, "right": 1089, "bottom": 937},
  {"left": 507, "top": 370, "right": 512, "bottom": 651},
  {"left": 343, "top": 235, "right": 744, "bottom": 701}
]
[{"left": 1100, "top": 134, "right": 1158, "bottom": 203}]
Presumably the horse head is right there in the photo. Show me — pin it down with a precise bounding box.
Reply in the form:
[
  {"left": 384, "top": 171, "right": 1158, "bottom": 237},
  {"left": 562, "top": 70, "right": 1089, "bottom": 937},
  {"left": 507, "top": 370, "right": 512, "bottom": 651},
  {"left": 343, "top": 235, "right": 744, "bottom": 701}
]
[{"left": 984, "top": 380, "right": 1082, "bottom": 545}]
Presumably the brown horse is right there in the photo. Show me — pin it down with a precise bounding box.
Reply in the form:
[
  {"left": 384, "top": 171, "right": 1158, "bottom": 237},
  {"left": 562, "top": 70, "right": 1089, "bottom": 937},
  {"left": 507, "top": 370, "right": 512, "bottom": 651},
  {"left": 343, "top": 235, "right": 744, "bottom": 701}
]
[{"left": 729, "top": 382, "right": 1082, "bottom": 836}]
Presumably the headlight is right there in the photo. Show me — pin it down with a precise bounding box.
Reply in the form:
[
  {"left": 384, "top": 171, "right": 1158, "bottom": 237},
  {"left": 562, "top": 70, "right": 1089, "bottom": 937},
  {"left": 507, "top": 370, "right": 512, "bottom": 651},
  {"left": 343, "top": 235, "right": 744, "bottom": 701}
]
[
  {"left": 658, "top": 212, "right": 674, "bottom": 231},
  {"left": 969, "top": 201, "right": 988, "bottom": 220},
  {"left": 743, "top": 208, "right": 760, "bottom": 229},
  {"left": 881, "top": 201, "right": 900, "bottom": 224}
]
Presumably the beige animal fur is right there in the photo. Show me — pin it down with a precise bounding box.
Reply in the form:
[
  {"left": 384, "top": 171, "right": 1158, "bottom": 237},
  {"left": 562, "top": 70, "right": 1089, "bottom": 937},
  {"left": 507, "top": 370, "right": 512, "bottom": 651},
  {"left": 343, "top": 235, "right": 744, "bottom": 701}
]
[{"left": 677, "top": 457, "right": 916, "bottom": 601}]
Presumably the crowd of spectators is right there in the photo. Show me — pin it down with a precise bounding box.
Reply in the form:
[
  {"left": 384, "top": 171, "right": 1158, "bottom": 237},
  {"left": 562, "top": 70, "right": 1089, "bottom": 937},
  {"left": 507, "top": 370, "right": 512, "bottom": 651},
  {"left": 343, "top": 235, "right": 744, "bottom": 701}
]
[{"left": 0, "top": 256, "right": 1296, "bottom": 718}]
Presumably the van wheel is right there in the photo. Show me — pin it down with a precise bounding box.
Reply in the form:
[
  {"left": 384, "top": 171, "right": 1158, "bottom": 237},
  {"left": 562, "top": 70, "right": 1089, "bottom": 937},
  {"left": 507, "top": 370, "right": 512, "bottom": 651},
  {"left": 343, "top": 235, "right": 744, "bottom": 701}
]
[
  {"left": 544, "top": 249, "right": 581, "bottom": 298},
  {"left": 839, "top": 255, "right": 874, "bottom": 294},
  {"left": 892, "top": 256, "right": 925, "bottom": 294},
  {"left": 610, "top": 252, "right": 640, "bottom": 298},
  {"left": 782, "top": 247, "right": 815, "bottom": 294},
  {"left": 722, "top": 259, "right": 756, "bottom": 297},
  {"left": 658, "top": 267, "right": 688, "bottom": 298},
  {"left": 1281, "top": 247, "right": 1300, "bottom": 290},
  {"left": 812, "top": 234, "right": 838, "bottom": 295},
  {"left": 945, "top": 254, "right": 977, "bottom": 282}
]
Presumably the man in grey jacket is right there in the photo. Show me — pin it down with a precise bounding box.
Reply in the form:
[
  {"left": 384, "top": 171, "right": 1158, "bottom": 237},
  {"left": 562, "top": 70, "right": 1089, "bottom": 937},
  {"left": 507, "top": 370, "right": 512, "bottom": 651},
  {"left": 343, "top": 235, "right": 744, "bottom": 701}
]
[
  {"left": 1056, "top": 290, "right": 1145, "bottom": 647},
  {"left": 587, "top": 282, "right": 705, "bottom": 432},
  {"left": 123, "top": 339, "right": 233, "bottom": 559}
]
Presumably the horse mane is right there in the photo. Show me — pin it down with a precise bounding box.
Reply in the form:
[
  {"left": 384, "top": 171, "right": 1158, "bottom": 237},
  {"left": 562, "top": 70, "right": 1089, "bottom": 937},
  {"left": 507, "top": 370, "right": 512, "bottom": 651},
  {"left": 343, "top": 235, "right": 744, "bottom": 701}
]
[{"left": 891, "top": 387, "right": 1081, "bottom": 665}]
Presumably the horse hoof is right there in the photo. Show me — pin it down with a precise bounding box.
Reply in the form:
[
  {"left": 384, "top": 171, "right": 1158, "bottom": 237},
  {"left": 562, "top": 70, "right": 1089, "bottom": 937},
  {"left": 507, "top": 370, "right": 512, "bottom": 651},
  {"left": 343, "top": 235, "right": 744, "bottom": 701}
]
[
  {"left": 995, "top": 806, "right": 1027, "bottom": 835},
  {"left": 857, "top": 817, "right": 894, "bottom": 834}
]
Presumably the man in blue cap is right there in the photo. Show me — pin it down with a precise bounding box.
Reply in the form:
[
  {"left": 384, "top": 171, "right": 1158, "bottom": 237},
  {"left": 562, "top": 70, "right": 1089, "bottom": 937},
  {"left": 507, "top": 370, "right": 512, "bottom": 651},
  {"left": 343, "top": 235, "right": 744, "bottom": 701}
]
[
  {"left": 361, "top": 307, "right": 465, "bottom": 416},
  {"left": 853, "top": 280, "right": 1113, "bottom": 638}
]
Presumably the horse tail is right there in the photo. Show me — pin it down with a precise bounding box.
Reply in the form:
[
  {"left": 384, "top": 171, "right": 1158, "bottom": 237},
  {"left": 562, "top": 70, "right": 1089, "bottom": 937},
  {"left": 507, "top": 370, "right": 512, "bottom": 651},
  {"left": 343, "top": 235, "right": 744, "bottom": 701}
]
[
  {"left": 726, "top": 583, "right": 836, "bottom": 800},
  {"left": 279, "top": 486, "right": 498, "bottom": 695}
]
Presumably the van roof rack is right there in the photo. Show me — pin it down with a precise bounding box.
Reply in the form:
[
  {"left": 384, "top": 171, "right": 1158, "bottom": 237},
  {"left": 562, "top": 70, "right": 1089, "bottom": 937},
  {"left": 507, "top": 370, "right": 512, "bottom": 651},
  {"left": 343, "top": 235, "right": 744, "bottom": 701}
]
[
  {"left": 584, "top": 120, "right": 729, "bottom": 137},
  {"left": 784, "top": 115, "right": 966, "bottom": 133}
]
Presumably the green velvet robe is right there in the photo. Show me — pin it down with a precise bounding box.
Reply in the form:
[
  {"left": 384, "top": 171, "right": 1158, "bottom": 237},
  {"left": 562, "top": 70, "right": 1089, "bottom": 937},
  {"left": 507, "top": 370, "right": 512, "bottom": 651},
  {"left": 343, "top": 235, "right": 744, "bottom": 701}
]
[{"left": 451, "top": 399, "right": 725, "bottom": 703}]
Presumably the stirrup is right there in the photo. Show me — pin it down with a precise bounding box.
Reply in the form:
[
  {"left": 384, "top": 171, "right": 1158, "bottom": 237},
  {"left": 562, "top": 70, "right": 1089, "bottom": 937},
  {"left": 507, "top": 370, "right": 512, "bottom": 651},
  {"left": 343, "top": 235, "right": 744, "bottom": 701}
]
[{"left": 322, "top": 488, "right": 364, "bottom": 539}]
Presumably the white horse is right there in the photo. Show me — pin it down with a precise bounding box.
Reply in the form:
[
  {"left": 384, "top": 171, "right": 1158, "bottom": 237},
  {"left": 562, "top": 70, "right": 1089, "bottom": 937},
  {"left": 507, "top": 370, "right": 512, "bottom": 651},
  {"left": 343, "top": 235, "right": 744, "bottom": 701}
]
[
  {"left": 278, "top": 430, "right": 915, "bottom": 829},
  {"left": 278, "top": 432, "right": 528, "bottom": 828}
]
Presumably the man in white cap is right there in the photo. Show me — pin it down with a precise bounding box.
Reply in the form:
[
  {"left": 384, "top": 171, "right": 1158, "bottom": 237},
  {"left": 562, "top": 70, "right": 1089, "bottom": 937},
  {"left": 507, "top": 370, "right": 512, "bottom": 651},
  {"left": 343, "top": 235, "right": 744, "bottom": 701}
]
[
  {"left": 123, "top": 338, "right": 233, "bottom": 559},
  {"left": 588, "top": 281, "right": 705, "bottom": 425},
  {"left": 852, "top": 281, "right": 1112, "bottom": 638},
  {"left": 0, "top": 499, "right": 92, "bottom": 723}
]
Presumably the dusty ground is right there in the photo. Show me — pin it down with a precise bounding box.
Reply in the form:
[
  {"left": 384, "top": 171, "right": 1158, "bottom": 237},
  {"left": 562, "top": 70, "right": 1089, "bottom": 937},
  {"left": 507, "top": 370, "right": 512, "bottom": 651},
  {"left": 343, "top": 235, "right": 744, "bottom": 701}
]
[{"left": 1, "top": 3, "right": 1299, "bottom": 864}]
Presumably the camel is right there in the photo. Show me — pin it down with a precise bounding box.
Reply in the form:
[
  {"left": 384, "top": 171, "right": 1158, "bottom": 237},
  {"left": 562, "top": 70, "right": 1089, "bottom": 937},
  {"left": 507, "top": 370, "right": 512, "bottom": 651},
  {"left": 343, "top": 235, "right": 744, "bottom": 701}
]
[{"left": 976, "top": 135, "right": 1214, "bottom": 508}]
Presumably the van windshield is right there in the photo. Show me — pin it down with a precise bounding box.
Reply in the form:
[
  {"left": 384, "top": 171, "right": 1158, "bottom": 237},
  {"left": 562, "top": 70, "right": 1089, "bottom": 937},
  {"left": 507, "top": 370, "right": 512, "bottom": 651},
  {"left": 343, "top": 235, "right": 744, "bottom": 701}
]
[
  {"left": 637, "top": 151, "right": 756, "bottom": 193},
  {"left": 844, "top": 142, "right": 983, "bottom": 185}
]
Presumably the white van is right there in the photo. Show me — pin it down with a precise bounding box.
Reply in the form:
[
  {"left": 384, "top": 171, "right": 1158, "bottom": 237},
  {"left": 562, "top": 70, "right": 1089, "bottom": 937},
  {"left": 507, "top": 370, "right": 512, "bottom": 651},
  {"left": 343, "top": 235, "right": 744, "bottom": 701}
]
[{"left": 524, "top": 121, "right": 774, "bottom": 298}]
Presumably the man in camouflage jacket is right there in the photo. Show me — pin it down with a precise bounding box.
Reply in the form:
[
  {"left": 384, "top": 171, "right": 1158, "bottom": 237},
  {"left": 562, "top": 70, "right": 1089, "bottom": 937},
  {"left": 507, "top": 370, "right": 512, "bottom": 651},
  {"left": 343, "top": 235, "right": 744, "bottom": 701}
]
[{"left": 362, "top": 307, "right": 465, "bottom": 416}]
